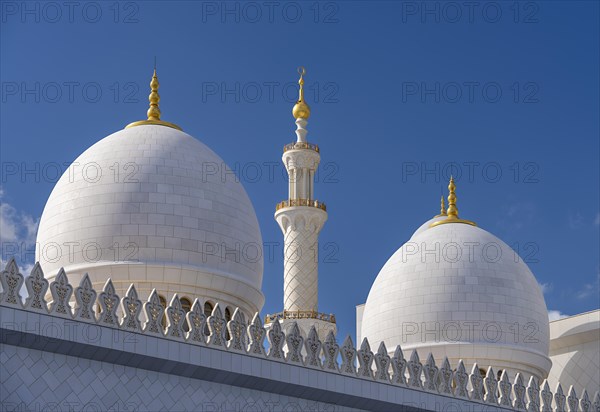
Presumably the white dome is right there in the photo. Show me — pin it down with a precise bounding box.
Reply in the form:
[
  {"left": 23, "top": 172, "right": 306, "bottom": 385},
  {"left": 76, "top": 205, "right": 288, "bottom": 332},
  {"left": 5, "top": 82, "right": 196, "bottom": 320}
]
[
  {"left": 36, "top": 124, "right": 264, "bottom": 315},
  {"left": 410, "top": 215, "right": 446, "bottom": 238},
  {"left": 361, "top": 221, "right": 551, "bottom": 380}
]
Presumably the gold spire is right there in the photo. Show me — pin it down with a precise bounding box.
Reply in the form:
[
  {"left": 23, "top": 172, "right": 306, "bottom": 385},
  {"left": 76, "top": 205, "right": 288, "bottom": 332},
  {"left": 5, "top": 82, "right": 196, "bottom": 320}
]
[
  {"left": 292, "top": 67, "right": 311, "bottom": 120},
  {"left": 447, "top": 176, "right": 458, "bottom": 218},
  {"left": 434, "top": 194, "right": 447, "bottom": 217},
  {"left": 430, "top": 177, "right": 476, "bottom": 227},
  {"left": 147, "top": 69, "right": 161, "bottom": 121},
  {"left": 125, "top": 68, "right": 182, "bottom": 131}
]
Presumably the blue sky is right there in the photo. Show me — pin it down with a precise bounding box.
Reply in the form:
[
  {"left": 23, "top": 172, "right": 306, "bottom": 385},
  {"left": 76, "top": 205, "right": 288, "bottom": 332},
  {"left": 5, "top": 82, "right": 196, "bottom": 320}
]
[{"left": 1, "top": 1, "right": 598, "bottom": 340}]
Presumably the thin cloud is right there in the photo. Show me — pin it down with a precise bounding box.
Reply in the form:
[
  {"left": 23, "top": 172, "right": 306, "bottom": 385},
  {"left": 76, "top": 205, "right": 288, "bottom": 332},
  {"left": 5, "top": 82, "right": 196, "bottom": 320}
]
[
  {"left": 548, "top": 310, "right": 569, "bottom": 321},
  {"left": 0, "top": 189, "right": 39, "bottom": 245},
  {"left": 497, "top": 200, "right": 536, "bottom": 231},
  {"left": 0, "top": 187, "right": 39, "bottom": 283},
  {"left": 576, "top": 273, "right": 600, "bottom": 300},
  {"left": 539, "top": 282, "right": 553, "bottom": 294}
]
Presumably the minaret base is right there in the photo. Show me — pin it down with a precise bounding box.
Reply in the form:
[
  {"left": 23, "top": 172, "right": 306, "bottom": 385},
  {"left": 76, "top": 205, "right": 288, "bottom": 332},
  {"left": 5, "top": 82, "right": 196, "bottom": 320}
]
[{"left": 265, "top": 312, "right": 336, "bottom": 342}]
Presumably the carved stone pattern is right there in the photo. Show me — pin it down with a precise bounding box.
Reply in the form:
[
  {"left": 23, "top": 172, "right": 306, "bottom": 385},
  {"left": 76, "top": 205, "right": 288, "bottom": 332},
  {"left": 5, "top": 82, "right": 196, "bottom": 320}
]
[
  {"left": 357, "top": 339, "right": 374, "bottom": 379},
  {"left": 484, "top": 368, "right": 498, "bottom": 404},
  {"left": 407, "top": 351, "right": 423, "bottom": 389},
  {"left": 207, "top": 306, "right": 226, "bottom": 347},
  {"left": 74, "top": 275, "right": 97, "bottom": 321},
  {"left": 423, "top": 354, "right": 438, "bottom": 392},
  {"left": 555, "top": 384, "right": 566, "bottom": 412},
  {"left": 391, "top": 346, "right": 407, "bottom": 386},
  {"left": 247, "top": 314, "right": 266, "bottom": 356},
  {"left": 513, "top": 374, "right": 527, "bottom": 410},
  {"left": 167, "top": 297, "right": 186, "bottom": 339},
  {"left": 580, "top": 390, "right": 591, "bottom": 412},
  {"left": 540, "top": 380, "right": 553, "bottom": 412},
  {"left": 340, "top": 337, "right": 357, "bottom": 375},
  {"left": 267, "top": 320, "right": 285, "bottom": 360},
  {"left": 470, "top": 364, "right": 484, "bottom": 402},
  {"left": 49, "top": 269, "right": 73, "bottom": 316},
  {"left": 97, "top": 281, "right": 119, "bottom": 326},
  {"left": 322, "top": 331, "right": 339, "bottom": 371},
  {"left": 186, "top": 300, "right": 206, "bottom": 344},
  {"left": 304, "top": 327, "right": 322, "bottom": 368},
  {"left": 373, "top": 342, "right": 390, "bottom": 382},
  {"left": 454, "top": 361, "right": 469, "bottom": 399},
  {"left": 0, "top": 259, "right": 23, "bottom": 305},
  {"left": 144, "top": 291, "right": 165, "bottom": 334},
  {"left": 499, "top": 371, "right": 513, "bottom": 407},
  {"left": 567, "top": 387, "right": 579, "bottom": 412},
  {"left": 281, "top": 221, "right": 320, "bottom": 311},
  {"left": 121, "top": 286, "right": 142, "bottom": 331},
  {"left": 227, "top": 310, "right": 246, "bottom": 352},
  {"left": 592, "top": 392, "right": 600, "bottom": 412},
  {"left": 25, "top": 264, "right": 49, "bottom": 311},
  {"left": 437, "top": 358, "right": 453, "bottom": 395},
  {"left": 285, "top": 323, "right": 304, "bottom": 363},
  {"left": 527, "top": 377, "right": 540, "bottom": 412}
]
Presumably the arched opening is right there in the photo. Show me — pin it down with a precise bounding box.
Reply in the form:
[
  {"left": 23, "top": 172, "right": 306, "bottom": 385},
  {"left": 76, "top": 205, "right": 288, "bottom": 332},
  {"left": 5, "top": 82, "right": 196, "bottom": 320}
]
[
  {"left": 180, "top": 297, "right": 192, "bottom": 332},
  {"left": 159, "top": 295, "right": 167, "bottom": 329},
  {"left": 225, "top": 307, "right": 232, "bottom": 340},
  {"left": 203, "top": 301, "right": 214, "bottom": 336}
]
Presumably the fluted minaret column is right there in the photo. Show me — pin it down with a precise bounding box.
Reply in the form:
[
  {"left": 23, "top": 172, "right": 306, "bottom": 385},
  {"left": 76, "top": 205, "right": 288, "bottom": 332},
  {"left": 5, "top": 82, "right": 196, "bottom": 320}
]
[{"left": 268, "top": 68, "right": 336, "bottom": 340}]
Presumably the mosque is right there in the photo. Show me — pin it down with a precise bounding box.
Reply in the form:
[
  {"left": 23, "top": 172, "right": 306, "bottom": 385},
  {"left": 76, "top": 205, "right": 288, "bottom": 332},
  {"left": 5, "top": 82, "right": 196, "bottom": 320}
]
[{"left": 0, "top": 68, "right": 598, "bottom": 411}]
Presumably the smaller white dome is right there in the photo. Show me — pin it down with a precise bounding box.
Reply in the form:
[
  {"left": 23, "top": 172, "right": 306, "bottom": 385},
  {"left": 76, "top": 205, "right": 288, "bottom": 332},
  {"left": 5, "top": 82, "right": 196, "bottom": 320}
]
[{"left": 362, "top": 220, "right": 551, "bottom": 380}]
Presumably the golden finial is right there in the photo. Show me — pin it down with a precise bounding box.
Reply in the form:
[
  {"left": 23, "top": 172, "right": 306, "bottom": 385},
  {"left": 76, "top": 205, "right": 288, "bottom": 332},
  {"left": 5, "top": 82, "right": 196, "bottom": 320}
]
[
  {"left": 447, "top": 176, "right": 458, "bottom": 218},
  {"left": 147, "top": 69, "right": 161, "bottom": 121},
  {"left": 125, "top": 66, "right": 182, "bottom": 131},
  {"left": 434, "top": 194, "right": 447, "bottom": 217},
  {"left": 430, "top": 176, "right": 476, "bottom": 227},
  {"left": 292, "top": 67, "right": 311, "bottom": 120}
]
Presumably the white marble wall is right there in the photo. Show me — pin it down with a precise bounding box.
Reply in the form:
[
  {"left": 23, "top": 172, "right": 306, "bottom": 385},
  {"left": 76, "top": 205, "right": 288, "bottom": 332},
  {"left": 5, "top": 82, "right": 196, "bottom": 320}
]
[
  {"left": 547, "top": 310, "right": 600, "bottom": 396},
  {"left": 1, "top": 344, "right": 366, "bottom": 412}
]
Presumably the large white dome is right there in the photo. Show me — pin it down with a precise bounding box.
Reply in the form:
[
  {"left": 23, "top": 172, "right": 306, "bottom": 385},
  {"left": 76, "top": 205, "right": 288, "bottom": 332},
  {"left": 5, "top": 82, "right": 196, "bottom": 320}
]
[
  {"left": 361, "top": 221, "right": 551, "bottom": 380},
  {"left": 36, "top": 124, "right": 264, "bottom": 315}
]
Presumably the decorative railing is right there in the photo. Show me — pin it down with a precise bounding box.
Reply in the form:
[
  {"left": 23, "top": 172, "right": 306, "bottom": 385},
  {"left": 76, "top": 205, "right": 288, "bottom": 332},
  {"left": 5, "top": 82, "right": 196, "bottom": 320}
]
[
  {"left": 283, "top": 141, "right": 319, "bottom": 153},
  {"left": 1, "top": 257, "right": 598, "bottom": 412},
  {"left": 265, "top": 310, "right": 336, "bottom": 324},
  {"left": 276, "top": 199, "right": 327, "bottom": 211}
]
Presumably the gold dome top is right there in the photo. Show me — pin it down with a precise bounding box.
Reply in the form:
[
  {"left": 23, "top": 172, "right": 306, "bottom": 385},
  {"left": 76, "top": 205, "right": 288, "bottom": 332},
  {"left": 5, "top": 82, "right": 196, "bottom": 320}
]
[
  {"left": 430, "top": 177, "right": 476, "bottom": 227},
  {"left": 292, "top": 67, "right": 311, "bottom": 120},
  {"left": 126, "top": 68, "right": 182, "bottom": 131}
]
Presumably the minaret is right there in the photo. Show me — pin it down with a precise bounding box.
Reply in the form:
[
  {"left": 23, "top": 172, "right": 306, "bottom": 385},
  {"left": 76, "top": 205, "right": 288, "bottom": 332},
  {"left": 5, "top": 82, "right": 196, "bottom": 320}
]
[{"left": 267, "top": 68, "right": 336, "bottom": 340}]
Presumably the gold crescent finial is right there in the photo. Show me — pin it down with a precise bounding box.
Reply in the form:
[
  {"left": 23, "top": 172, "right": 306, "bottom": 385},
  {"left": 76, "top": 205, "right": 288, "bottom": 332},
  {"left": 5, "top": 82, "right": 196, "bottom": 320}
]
[
  {"left": 292, "top": 66, "right": 311, "bottom": 120},
  {"left": 125, "top": 67, "right": 182, "bottom": 131},
  {"left": 430, "top": 176, "right": 476, "bottom": 227}
]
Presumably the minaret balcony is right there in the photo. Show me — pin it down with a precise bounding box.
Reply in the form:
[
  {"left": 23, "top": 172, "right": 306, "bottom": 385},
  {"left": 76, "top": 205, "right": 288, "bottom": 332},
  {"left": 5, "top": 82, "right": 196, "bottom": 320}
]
[
  {"left": 283, "top": 141, "right": 320, "bottom": 153},
  {"left": 265, "top": 310, "right": 336, "bottom": 324},
  {"left": 276, "top": 199, "right": 327, "bottom": 212}
]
